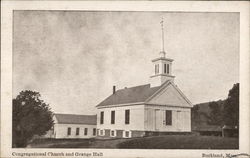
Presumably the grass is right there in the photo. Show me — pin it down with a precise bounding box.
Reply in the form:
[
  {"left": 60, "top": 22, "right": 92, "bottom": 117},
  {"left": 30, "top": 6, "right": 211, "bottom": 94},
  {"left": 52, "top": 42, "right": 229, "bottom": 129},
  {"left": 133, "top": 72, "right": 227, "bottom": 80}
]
[
  {"left": 118, "top": 135, "right": 239, "bottom": 149},
  {"left": 29, "top": 138, "right": 127, "bottom": 148},
  {"left": 29, "top": 138, "right": 94, "bottom": 148},
  {"left": 28, "top": 135, "right": 238, "bottom": 149}
]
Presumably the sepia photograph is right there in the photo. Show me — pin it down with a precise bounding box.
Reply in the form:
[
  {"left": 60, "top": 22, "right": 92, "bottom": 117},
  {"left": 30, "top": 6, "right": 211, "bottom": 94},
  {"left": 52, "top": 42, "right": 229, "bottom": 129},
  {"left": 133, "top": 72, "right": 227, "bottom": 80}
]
[
  {"left": 12, "top": 10, "right": 239, "bottom": 149},
  {"left": 1, "top": 1, "right": 249, "bottom": 158}
]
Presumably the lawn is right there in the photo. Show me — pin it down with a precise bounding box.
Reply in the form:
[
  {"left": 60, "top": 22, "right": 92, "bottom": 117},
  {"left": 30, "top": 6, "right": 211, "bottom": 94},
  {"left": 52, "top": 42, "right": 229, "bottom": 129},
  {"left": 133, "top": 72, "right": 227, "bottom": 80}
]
[
  {"left": 28, "top": 138, "right": 128, "bottom": 148},
  {"left": 118, "top": 135, "right": 239, "bottom": 149},
  {"left": 28, "top": 135, "right": 238, "bottom": 149},
  {"left": 28, "top": 138, "right": 94, "bottom": 148}
]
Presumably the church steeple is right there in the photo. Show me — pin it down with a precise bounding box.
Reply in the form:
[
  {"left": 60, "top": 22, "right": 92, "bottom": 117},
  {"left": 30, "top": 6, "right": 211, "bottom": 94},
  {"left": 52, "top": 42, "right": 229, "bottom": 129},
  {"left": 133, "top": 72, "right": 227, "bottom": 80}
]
[
  {"left": 150, "top": 18, "right": 175, "bottom": 87},
  {"left": 160, "top": 18, "right": 166, "bottom": 58}
]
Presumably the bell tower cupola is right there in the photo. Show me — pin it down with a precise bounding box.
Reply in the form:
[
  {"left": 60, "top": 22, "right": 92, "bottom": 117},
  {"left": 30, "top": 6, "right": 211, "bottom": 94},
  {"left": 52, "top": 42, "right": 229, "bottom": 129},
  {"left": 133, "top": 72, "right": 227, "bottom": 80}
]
[{"left": 150, "top": 18, "right": 175, "bottom": 87}]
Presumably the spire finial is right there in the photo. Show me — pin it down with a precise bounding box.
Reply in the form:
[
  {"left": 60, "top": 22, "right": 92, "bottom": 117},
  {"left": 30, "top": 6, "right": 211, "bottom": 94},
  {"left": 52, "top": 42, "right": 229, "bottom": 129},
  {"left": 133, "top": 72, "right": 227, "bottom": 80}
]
[{"left": 160, "top": 17, "right": 166, "bottom": 58}]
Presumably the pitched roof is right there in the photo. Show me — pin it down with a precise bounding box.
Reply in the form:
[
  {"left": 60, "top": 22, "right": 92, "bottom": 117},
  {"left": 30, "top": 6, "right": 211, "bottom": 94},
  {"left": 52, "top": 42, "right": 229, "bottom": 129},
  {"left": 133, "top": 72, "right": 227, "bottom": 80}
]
[
  {"left": 54, "top": 114, "right": 97, "bottom": 125},
  {"left": 96, "top": 84, "right": 161, "bottom": 107}
]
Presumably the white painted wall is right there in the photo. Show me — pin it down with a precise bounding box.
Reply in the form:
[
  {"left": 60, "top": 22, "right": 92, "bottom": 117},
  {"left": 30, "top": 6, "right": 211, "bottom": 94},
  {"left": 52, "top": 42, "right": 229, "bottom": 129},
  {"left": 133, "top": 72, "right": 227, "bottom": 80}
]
[
  {"left": 97, "top": 105, "right": 145, "bottom": 131},
  {"left": 53, "top": 123, "right": 97, "bottom": 139},
  {"left": 97, "top": 103, "right": 191, "bottom": 133},
  {"left": 144, "top": 105, "right": 191, "bottom": 132}
]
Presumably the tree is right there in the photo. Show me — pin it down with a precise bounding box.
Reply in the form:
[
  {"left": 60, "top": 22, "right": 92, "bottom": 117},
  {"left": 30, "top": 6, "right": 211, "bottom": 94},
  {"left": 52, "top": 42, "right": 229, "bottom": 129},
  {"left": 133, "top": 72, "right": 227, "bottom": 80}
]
[
  {"left": 208, "top": 101, "right": 223, "bottom": 125},
  {"left": 12, "top": 90, "right": 54, "bottom": 147},
  {"left": 223, "top": 83, "right": 239, "bottom": 126},
  {"left": 191, "top": 105, "right": 200, "bottom": 124}
]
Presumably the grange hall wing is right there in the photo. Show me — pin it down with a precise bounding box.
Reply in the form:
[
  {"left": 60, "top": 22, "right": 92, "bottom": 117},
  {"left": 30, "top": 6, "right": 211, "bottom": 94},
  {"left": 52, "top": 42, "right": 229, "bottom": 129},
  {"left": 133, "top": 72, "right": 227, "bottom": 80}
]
[{"left": 46, "top": 114, "right": 97, "bottom": 139}]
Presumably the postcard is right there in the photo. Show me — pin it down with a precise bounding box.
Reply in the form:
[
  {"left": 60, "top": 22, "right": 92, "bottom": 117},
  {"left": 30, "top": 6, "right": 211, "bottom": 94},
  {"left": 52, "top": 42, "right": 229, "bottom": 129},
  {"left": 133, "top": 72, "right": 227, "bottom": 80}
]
[{"left": 1, "top": 1, "right": 249, "bottom": 158}]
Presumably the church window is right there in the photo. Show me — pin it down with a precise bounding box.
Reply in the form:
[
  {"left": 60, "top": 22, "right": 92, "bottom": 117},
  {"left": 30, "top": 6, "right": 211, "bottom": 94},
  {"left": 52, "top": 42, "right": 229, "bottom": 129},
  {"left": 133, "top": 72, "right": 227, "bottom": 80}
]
[
  {"left": 126, "top": 131, "right": 129, "bottom": 137},
  {"left": 125, "top": 109, "right": 130, "bottom": 124},
  {"left": 110, "top": 130, "right": 116, "bottom": 137},
  {"left": 123, "top": 130, "right": 131, "bottom": 138},
  {"left": 76, "top": 127, "right": 80, "bottom": 135},
  {"left": 100, "top": 111, "right": 104, "bottom": 124},
  {"left": 100, "top": 130, "right": 103, "bottom": 136},
  {"left": 84, "top": 128, "right": 88, "bottom": 135},
  {"left": 165, "top": 110, "right": 172, "bottom": 125},
  {"left": 93, "top": 128, "right": 96, "bottom": 135},
  {"left": 67, "top": 127, "right": 71, "bottom": 135},
  {"left": 111, "top": 111, "right": 115, "bottom": 124},
  {"left": 164, "top": 64, "right": 167, "bottom": 74},
  {"left": 99, "top": 129, "right": 105, "bottom": 136},
  {"left": 167, "top": 64, "right": 170, "bottom": 74},
  {"left": 124, "top": 131, "right": 131, "bottom": 138}
]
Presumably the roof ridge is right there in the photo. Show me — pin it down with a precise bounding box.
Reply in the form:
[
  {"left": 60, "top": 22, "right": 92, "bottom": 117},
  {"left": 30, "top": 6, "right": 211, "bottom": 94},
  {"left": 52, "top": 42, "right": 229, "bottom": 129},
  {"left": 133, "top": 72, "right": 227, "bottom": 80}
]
[
  {"left": 55, "top": 113, "right": 96, "bottom": 116},
  {"left": 117, "top": 84, "right": 150, "bottom": 91}
]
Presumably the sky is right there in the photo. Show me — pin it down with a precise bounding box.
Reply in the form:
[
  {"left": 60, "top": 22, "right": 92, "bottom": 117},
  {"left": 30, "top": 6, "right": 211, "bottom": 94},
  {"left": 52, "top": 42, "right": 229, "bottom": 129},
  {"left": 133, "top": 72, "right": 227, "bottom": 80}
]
[{"left": 13, "top": 11, "right": 239, "bottom": 115}]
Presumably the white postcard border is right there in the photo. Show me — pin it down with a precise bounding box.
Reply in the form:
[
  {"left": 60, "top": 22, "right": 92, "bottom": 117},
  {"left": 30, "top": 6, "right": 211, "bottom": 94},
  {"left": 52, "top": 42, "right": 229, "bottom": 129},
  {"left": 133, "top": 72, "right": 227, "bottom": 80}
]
[{"left": 1, "top": 1, "right": 249, "bottom": 158}]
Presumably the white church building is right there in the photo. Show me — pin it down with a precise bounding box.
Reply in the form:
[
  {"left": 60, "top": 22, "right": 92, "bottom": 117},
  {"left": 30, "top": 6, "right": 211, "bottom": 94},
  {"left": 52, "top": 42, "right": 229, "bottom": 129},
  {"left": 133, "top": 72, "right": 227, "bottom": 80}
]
[{"left": 96, "top": 21, "right": 193, "bottom": 138}]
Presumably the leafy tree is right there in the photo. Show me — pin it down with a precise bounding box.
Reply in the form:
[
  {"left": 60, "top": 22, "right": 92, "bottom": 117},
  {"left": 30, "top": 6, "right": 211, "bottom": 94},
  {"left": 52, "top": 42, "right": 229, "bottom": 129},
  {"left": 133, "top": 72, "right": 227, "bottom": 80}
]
[
  {"left": 223, "top": 83, "right": 239, "bottom": 126},
  {"left": 191, "top": 105, "right": 200, "bottom": 121},
  {"left": 192, "top": 105, "right": 200, "bottom": 117},
  {"left": 12, "top": 90, "right": 54, "bottom": 147},
  {"left": 191, "top": 105, "right": 200, "bottom": 124},
  {"left": 208, "top": 101, "right": 223, "bottom": 125}
]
